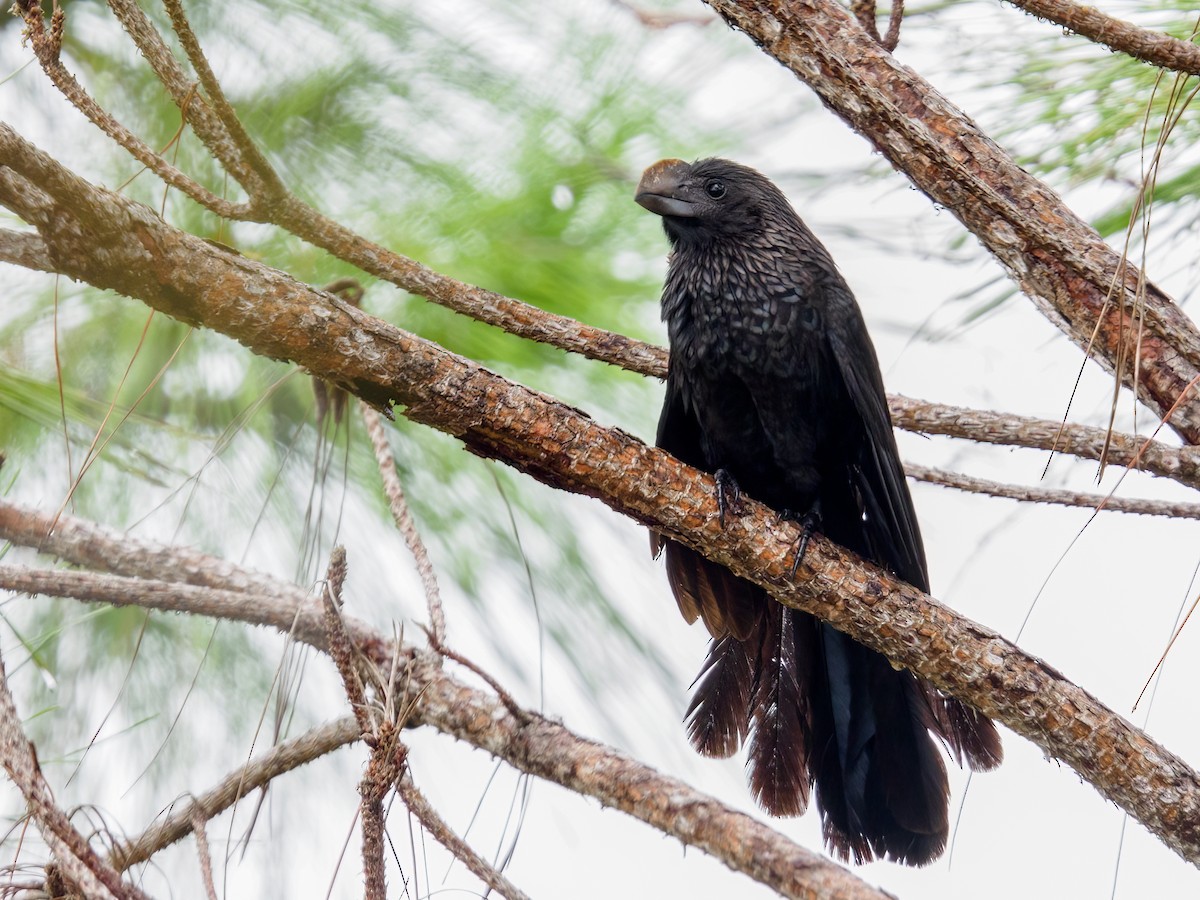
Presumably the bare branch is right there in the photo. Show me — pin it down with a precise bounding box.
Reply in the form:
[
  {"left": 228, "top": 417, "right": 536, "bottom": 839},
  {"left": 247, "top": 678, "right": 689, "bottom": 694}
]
[
  {"left": 395, "top": 771, "right": 531, "bottom": 900},
  {"left": 361, "top": 402, "right": 446, "bottom": 648},
  {"left": 890, "top": 394, "right": 1200, "bottom": 490},
  {"left": 5, "top": 120, "right": 1200, "bottom": 864},
  {"left": 322, "top": 547, "right": 374, "bottom": 734},
  {"left": 1002, "top": 0, "right": 1200, "bottom": 75},
  {"left": 0, "top": 646, "right": 152, "bottom": 899},
  {"left": 111, "top": 717, "right": 360, "bottom": 871},
  {"left": 0, "top": 228, "right": 54, "bottom": 273},
  {"left": 14, "top": 1, "right": 252, "bottom": 219},
  {"left": 0, "top": 564, "right": 905, "bottom": 900},
  {"left": 702, "top": 0, "right": 1200, "bottom": 443},
  {"left": 104, "top": 0, "right": 265, "bottom": 198},
  {"left": 189, "top": 814, "right": 217, "bottom": 900},
  {"left": 905, "top": 462, "right": 1200, "bottom": 518},
  {"left": 97, "top": 1, "right": 665, "bottom": 375},
  {"left": 158, "top": 0, "right": 286, "bottom": 198},
  {"left": 0, "top": 498, "right": 307, "bottom": 601}
]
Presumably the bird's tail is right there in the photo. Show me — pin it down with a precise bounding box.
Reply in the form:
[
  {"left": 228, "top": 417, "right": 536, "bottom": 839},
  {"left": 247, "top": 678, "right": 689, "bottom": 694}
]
[{"left": 685, "top": 602, "right": 1002, "bottom": 866}]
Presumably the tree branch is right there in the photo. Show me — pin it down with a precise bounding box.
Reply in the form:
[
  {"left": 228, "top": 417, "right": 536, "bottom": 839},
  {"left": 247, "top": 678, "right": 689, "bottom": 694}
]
[
  {"left": 889, "top": 394, "right": 1200, "bottom": 491},
  {"left": 0, "top": 564, "right": 890, "bottom": 900},
  {"left": 1001, "top": 0, "right": 1200, "bottom": 75},
  {"left": 702, "top": 0, "right": 1200, "bottom": 444},
  {"left": 14, "top": 1, "right": 252, "bottom": 219},
  {"left": 0, "top": 646, "right": 152, "bottom": 899},
  {"left": 0, "top": 228, "right": 55, "bottom": 273},
  {"left": 110, "top": 717, "right": 361, "bottom": 871},
  {"left": 905, "top": 462, "right": 1200, "bottom": 518},
  {"left": 395, "top": 771, "right": 532, "bottom": 900},
  {"left": 0, "top": 132, "right": 1197, "bottom": 860}
]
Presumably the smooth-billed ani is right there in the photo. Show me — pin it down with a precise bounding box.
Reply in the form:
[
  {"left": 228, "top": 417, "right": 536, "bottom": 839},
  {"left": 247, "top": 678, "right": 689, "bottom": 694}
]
[{"left": 636, "top": 158, "right": 1001, "bottom": 866}]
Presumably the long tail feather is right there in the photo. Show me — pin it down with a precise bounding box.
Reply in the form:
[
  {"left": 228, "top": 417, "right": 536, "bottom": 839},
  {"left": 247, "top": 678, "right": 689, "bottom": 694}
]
[
  {"left": 686, "top": 634, "right": 753, "bottom": 758},
  {"left": 746, "top": 605, "right": 810, "bottom": 816}
]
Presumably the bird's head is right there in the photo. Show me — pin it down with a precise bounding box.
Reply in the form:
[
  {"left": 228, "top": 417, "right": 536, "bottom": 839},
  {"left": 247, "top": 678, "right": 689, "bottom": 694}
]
[{"left": 635, "top": 157, "right": 795, "bottom": 247}]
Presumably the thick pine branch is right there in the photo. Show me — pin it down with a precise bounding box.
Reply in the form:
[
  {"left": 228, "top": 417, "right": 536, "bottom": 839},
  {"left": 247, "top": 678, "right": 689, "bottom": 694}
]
[
  {"left": 703, "top": 0, "right": 1200, "bottom": 444},
  {"left": 1, "top": 129, "right": 1197, "bottom": 865}
]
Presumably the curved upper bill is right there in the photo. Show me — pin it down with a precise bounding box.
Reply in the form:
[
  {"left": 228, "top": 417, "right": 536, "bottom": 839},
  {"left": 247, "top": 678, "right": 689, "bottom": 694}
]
[{"left": 635, "top": 158, "right": 697, "bottom": 218}]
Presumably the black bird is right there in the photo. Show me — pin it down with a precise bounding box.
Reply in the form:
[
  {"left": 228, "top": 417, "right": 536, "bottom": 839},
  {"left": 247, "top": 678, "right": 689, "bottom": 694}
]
[{"left": 636, "top": 158, "right": 1001, "bottom": 866}]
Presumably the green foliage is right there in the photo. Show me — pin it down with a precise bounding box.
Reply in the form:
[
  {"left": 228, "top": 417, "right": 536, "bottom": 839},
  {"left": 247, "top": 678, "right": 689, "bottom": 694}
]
[
  {"left": 0, "top": 0, "right": 737, "bottom": 761},
  {"left": 1002, "top": 6, "right": 1200, "bottom": 241}
]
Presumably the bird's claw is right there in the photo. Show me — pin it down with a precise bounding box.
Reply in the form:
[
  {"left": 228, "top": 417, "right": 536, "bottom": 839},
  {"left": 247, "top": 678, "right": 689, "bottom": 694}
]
[
  {"left": 786, "top": 505, "right": 822, "bottom": 577},
  {"left": 715, "top": 468, "right": 742, "bottom": 529}
]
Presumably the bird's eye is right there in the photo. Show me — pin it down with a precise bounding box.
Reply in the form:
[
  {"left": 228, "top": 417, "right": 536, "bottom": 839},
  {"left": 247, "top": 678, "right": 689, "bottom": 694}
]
[{"left": 705, "top": 180, "right": 726, "bottom": 199}]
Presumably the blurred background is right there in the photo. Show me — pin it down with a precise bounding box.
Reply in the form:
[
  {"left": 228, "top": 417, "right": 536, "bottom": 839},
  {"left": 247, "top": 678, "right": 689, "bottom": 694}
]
[{"left": 2, "top": 1, "right": 1199, "bottom": 896}]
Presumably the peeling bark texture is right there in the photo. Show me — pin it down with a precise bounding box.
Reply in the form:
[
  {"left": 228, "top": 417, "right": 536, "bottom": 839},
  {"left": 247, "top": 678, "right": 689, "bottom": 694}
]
[
  {"left": 2, "top": 125, "right": 1199, "bottom": 866},
  {"left": 1002, "top": 0, "right": 1200, "bottom": 76},
  {"left": 702, "top": 0, "right": 1200, "bottom": 444}
]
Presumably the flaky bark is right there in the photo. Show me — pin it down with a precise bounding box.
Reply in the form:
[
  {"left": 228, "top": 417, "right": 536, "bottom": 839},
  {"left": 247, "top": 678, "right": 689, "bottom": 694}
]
[
  {"left": 2, "top": 126, "right": 1198, "bottom": 866},
  {"left": 704, "top": 0, "right": 1200, "bottom": 443}
]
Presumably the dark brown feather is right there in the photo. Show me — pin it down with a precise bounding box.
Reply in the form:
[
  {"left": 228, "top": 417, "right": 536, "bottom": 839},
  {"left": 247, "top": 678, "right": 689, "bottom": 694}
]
[
  {"left": 685, "top": 633, "right": 754, "bottom": 758},
  {"left": 746, "top": 605, "right": 810, "bottom": 816},
  {"left": 664, "top": 543, "right": 761, "bottom": 641}
]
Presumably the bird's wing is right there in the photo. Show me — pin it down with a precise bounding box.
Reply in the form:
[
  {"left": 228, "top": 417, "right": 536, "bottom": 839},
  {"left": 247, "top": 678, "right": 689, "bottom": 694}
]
[
  {"left": 654, "top": 370, "right": 762, "bottom": 641},
  {"left": 824, "top": 289, "right": 930, "bottom": 593}
]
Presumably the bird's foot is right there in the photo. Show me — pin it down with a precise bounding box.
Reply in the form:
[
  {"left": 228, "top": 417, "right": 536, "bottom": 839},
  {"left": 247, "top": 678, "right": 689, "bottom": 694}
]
[
  {"left": 715, "top": 468, "right": 742, "bottom": 529},
  {"left": 782, "top": 504, "right": 822, "bottom": 577}
]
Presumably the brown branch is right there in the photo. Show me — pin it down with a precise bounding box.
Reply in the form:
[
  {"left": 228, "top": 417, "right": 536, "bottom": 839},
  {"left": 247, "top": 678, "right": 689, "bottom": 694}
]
[
  {"left": 0, "top": 646, "right": 152, "bottom": 900},
  {"left": 189, "top": 814, "right": 217, "bottom": 900},
  {"left": 1003, "top": 0, "right": 1200, "bottom": 75},
  {"left": 395, "top": 771, "right": 531, "bottom": 900},
  {"left": 104, "top": 0, "right": 261, "bottom": 193},
  {"left": 890, "top": 394, "right": 1200, "bottom": 491},
  {"left": 14, "top": 1, "right": 252, "bottom": 219},
  {"left": 4, "top": 122, "right": 1200, "bottom": 865},
  {"left": 0, "top": 565, "right": 889, "bottom": 900},
  {"left": 99, "top": 0, "right": 665, "bottom": 376},
  {"left": 361, "top": 402, "right": 446, "bottom": 648},
  {"left": 110, "top": 717, "right": 360, "bottom": 871},
  {"left": 322, "top": 546, "right": 374, "bottom": 734},
  {"left": 321, "top": 546, "right": 389, "bottom": 900},
  {"left": 0, "top": 228, "right": 54, "bottom": 273},
  {"left": 905, "top": 462, "right": 1200, "bottom": 518},
  {"left": 158, "top": 0, "right": 285, "bottom": 199},
  {"left": 703, "top": 0, "right": 1200, "bottom": 444},
  {"left": 36, "top": 2, "right": 1200, "bottom": 455}
]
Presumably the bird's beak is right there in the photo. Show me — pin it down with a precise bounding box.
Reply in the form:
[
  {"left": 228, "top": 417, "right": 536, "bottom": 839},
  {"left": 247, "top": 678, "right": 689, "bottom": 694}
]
[{"left": 635, "top": 158, "right": 698, "bottom": 218}]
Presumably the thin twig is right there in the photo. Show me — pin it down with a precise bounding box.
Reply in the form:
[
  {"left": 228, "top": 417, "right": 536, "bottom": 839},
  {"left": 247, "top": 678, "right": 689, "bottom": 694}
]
[
  {"left": 881, "top": 0, "right": 904, "bottom": 50},
  {"left": 322, "top": 546, "right": 374, "bottom": 735},
  {"left": 15, "top": 1, "right": 251, "bottom": 218},
  {"left": 0, "top": 647, "right": 151, "bottom": 899},
  {"left": 889, "top": 394, "right": 1200, "bottom": 490},
  {"left": 905, "top": 462, "right": 1200, "bottom": 518},
  {"left": 396, "top": 771, "right": 531, "bottom": 900},
  {"left": 158, "top": 0, "right": 285, "bottom": 197},
  {"left": 190, "top": 814, "right": 217, "bottom": 900},
  {"left": 360, "top": 402, "right": 446, "bottom": 649},
  {"left": 1002, "top": 0, "right": 1200, "bottom": 76},
  {"left": 110, "top": 717, "right": 360, "bottom": 871}
]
